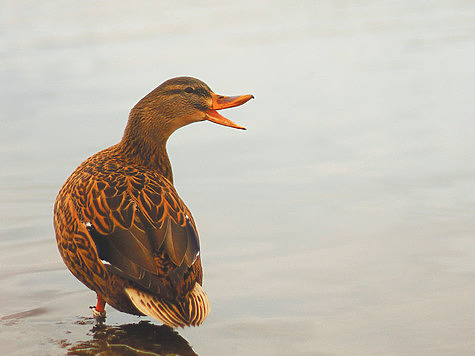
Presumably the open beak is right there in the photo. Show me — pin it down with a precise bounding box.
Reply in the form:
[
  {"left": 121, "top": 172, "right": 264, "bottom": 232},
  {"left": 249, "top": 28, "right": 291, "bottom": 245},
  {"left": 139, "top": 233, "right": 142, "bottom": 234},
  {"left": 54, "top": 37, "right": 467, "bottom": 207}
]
[{"left": 205, "top": 93, "right": 254, "bottom": 130}]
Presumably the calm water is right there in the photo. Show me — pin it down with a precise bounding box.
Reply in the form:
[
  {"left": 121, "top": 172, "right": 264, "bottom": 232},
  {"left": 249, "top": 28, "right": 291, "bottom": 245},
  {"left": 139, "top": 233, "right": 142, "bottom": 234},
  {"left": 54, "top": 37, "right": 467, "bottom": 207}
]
[{"left": 1, "top": 1, "right": 474, "bottom": 355}]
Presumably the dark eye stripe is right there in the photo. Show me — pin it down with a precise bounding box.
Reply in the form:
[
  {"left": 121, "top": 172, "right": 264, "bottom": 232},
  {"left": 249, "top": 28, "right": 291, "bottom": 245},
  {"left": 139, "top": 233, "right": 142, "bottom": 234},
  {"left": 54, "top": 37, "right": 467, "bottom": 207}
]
[
  {"left": 195, "top": 88, "right": 211, "bottom": 98},
  {"left": 163, "top": 88, "right": 210, "bottom": 98}
]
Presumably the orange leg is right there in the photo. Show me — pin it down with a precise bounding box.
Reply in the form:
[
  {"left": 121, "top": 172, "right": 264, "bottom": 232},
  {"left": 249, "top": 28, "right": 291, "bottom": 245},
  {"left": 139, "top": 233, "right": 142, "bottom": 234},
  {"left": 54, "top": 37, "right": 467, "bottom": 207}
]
[
  {"left": 91, "top": 293, "right": 106, "bottom": 319},
  {"left": 95, "top": 294, "right": 106, "bottom": 313}
]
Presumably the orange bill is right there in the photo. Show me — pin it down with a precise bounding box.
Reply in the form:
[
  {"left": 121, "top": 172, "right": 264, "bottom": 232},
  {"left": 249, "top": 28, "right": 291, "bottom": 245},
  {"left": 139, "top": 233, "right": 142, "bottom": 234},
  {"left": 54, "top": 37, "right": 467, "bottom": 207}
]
[{"left": 205, "top": 93, "right": 254, "bottom": 130}]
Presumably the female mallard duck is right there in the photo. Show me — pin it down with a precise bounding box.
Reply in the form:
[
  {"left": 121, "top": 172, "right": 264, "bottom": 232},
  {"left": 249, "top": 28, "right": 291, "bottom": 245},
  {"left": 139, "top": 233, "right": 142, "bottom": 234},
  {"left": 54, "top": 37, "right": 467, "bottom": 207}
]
[{"left": 54, "top": 77, "right": 253, "bottom": 327}]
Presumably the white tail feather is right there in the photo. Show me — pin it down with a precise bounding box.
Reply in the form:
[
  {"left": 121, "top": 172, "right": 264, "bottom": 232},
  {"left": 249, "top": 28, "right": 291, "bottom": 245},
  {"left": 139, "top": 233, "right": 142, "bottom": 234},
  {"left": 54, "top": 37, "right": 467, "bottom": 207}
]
[{"left": 125, "top": 283, "right": 210, "bottom": 328}]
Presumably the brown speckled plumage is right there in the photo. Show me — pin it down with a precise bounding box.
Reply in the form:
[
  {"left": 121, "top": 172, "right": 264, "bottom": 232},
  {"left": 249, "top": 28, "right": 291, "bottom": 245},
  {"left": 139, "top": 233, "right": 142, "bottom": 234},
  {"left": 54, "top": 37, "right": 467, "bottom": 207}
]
[{"left": 54, "top": 77, "right": 252, "bottom": 327}]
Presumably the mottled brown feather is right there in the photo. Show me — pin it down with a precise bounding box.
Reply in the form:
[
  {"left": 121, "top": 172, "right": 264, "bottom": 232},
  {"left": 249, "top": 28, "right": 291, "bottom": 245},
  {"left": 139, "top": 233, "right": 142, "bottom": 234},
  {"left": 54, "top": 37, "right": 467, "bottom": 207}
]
[
  {"left": 54, "top": 143, "right": 203, "bottom": 317},
  {"left": 53, "top": 77, "right": 251, "bottom": 327}
]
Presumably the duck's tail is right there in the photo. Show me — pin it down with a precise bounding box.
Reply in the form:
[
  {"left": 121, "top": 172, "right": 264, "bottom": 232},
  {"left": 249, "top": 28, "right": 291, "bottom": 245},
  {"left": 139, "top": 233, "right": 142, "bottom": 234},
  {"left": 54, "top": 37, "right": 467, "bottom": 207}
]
[{"left": 124, "top": 283, "right": 210, "bottom": 328}]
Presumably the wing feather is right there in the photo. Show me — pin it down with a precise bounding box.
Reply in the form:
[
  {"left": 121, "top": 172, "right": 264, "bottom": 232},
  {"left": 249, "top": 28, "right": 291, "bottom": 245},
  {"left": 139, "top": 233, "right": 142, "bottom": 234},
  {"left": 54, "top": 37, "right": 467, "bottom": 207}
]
[
  {"left": 166, "top": 219, "right": 188, "bottom": 266},
  {"left": 80, "top": 168, "right": 201, "bottom": 299}
]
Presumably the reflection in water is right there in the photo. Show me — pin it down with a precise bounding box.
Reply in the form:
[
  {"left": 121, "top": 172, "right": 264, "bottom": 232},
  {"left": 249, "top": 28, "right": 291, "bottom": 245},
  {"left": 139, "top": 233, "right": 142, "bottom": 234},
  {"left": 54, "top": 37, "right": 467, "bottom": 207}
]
[
  {"left": 67, "top": 321, "right": 197, "bottom": 356},
  {"left": 1, "top": 1, "right": 474, "bottom": 354}
]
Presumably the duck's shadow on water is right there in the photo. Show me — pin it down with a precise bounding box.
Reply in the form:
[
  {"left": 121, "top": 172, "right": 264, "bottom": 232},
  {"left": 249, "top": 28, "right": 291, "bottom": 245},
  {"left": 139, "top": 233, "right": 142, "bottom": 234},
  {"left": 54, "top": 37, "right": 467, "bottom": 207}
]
[{"left": 67, "top": 320, "right": 197, "bottom": 356}]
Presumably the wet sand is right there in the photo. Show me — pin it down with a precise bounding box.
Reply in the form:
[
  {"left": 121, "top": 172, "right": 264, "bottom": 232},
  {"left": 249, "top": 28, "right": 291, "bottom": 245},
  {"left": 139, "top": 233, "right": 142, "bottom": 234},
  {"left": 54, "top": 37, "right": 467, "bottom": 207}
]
[{"left": 1, "top": 1, "right": 475, "bottom": 355}]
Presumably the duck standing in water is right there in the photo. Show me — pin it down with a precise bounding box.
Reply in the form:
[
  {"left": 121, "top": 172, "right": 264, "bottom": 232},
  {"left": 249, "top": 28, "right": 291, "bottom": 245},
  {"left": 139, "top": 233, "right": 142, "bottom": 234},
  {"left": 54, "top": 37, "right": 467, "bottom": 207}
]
[{"left": 54, "top": 77, "right": 253, "bottom": 327}]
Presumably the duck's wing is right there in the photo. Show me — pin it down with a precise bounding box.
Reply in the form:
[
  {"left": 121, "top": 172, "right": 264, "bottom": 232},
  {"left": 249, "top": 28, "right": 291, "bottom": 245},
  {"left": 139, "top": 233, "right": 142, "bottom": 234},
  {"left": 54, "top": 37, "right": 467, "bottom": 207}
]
[{"left": 73, "top": 169, "right": 201, "bottom": 299}]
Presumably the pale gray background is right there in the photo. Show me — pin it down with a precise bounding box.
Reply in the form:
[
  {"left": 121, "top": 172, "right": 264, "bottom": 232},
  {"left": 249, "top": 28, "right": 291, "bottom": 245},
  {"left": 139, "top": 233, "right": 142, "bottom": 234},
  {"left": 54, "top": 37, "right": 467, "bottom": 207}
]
[{"left": 1, "top": 1, "right": 474, "bottom": 355}]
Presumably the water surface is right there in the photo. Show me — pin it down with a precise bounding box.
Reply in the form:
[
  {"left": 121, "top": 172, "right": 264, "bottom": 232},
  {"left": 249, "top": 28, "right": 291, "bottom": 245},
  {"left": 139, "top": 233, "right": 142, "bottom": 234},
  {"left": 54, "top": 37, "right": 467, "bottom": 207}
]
[{"left": 1, "top": 1, "right": 474, "bottom": 355}]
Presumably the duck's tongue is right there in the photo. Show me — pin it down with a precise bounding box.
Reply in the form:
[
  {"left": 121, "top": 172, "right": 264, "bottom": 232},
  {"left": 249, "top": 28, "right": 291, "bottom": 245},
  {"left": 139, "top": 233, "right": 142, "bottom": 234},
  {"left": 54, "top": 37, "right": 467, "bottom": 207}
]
[{"left": 205, "top": 93, "right": 253, "bottom": 130}]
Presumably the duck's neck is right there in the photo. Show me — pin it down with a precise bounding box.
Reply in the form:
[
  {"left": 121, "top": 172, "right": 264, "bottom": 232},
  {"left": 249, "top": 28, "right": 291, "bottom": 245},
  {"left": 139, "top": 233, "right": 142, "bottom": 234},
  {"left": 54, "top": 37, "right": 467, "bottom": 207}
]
[{"left": 119, "top": 113, "right": 174, "bottom": 184}]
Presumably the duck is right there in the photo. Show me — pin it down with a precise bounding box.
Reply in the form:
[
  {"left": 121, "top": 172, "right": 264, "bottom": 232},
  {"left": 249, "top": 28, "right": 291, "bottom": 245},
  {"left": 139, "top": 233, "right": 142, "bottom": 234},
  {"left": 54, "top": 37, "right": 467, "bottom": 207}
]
[{"left": 53, "top": 77, "right": 253, "bottom": 327}]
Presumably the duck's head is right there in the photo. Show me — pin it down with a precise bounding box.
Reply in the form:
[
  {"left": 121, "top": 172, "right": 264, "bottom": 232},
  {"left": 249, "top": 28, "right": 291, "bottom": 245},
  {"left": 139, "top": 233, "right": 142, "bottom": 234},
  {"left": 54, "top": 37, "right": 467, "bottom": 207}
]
[{"left": 126, "top": 77, "right": 253, "bottom": 144}]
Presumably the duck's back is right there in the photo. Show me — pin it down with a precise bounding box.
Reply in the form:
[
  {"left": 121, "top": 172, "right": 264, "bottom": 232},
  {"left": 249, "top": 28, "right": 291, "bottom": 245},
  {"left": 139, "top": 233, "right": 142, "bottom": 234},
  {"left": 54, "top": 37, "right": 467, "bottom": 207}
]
[{"left": 54, "top": 145, "right": 208, "bottom": 327}]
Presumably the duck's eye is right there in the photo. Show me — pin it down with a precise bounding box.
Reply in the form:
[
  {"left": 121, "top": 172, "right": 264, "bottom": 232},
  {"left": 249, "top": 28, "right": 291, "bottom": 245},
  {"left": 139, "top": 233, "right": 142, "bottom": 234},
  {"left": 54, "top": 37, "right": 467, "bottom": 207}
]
[{"left": 184, "top": 87, "right": 194, "bottom": 94}]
